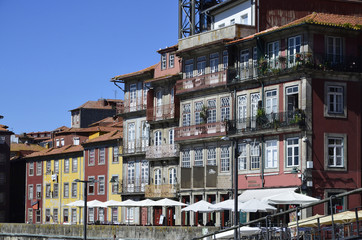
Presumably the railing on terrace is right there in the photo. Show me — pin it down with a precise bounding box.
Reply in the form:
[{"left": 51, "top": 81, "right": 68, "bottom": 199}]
[
  {"left": 123, "top": 138, "right": 149, "bottom": 154},
  {"left": 146, "top": 104, "right": 176, "bottom": 121},
  {"left": 175, "top": 121, "right": 226, "bottom": 141},
  {"left": 226, "top": 110, "right": 305, "bottom": 135},
  {"left": 116, "top": 103, "right": 147, "bottom": 115},
  {"left": 120, "top": 182, "right": 147, "bottom": 194},
  {"left": 146, "top": 144, "right": 179, "bottom": 159},
  {"left": 145, "top": 184, "right": 179, "bottom": 198},
  {"left": 228, "top": 53, "right": 362, "bottom": 84},
  {"left": 176, "top": 70, "right": 227, "bottom": 94}
]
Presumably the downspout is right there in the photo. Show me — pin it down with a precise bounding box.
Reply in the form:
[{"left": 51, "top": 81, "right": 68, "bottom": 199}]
[
  {"left": 257, "top": 0, "right": 260, "bottom": 33},
  {"left": 259, "top": 80, "right": 265, "bottom": 188}
]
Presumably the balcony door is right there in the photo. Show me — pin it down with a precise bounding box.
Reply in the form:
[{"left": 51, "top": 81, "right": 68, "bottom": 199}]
[
  {"left": 128, "top": 123, "right": 135, "bottom": 153},
  {"left": 156, "top": 91, "right": 162, "bottom": 119},
  {"left": 129, "top": 84, "right": 137, "bottom": 111},
  {"left": 141, "top": 160, "right": 149, "bottom": 192},
  {"left": 142, "top": 121, "right": 149, "bottom": 151},
  {"left": 238, "top": 95, "right": 247, "bottom": 130},
  {"left": 251, "top": 93, "right": 260, "bottom": 128},
  {"left": 127, "top": 161, "right": 135, "bottom": 192},
  {"left": 240, "top": 50, "right": 249, "bottom": 80}
]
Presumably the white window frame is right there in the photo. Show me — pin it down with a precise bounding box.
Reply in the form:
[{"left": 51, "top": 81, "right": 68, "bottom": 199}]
[
  {"left": 64, "top": 182, "right": 69, "bottom": 198},
  {"left": 113, "top": 146, "right": 119, "bottom": 163},
  {"left": 161, "top": 53, "right": 167, "bottom": 70},
  {"left": 250, "top": 142, "right": 260, "bottom": 170},
  {"left": 72, "top": 158, "right": 78, "bottom": 173},
  {"left": 36, "top": 162, "right": 42, "bottom": 176},
  {"left": 286, "top": 137, "right": 299, "bottom": 167},
  {"left": 288, "top": 35, "right": 302, "bottom": 67},
  {"left": 182, "top": 149, "right": 191, "bottom": 168},
  {"left": 154, "top": 131, "right": 162, "bottom": 146},
  {"left": 185, "top": 59, "right": 194, "bottom": 78},
  {"left": 28, "top": 184, "right": 33, "bottom": 200},
  {"left": 169, "top": 129, "right": 174, "bottom": 145},
  {"left": 88, "top": 176, "right": 95, "bottom": 195},
  {"left": 54, "top": 160, "right": 59, "bottom": 174},
  {"left": 46, "top": 161, "right": 51, "bottom": 174},
  {"left": 111, "top": 175, "right": 119, "bottom": 194},
  {"left": 325, "top": 133, "right": 347, "bottom": 170},
  {"left": 71, "top": 182, "right": 77, "bottom": 198},
  {"left": 194, "top": 148, "right": 204, "bottom": 166},
  {"left": 64, "top": 159, "right": 69, "bottom": 173},
  {"left": 265, "top": 140, "right": 278, "bottom": 169},
  {"left": 220, "top": 145, "right": 230, "bottom": 172},
  {"left": 89, "top": 149, "right": 95, "bottom": 166},
  {"left": 53, "top": 208, "right": 59, "bottom": 223},
  {"left": 53, "top": 183, "right": 59, "bottom": 198},
  {"left": 154, "top": 168, "right": 162, "bottom": 185},
  {"left": 169, "top": 53, "right": 175, "bottom": 68},
  {"left": 182, "top": 104, "right": 191, "bottom": 126},
  {"left": 29, "top": 162, "right": 34, "bottom": 176},
  {"left": 197, "top": 56, "right": 206, "bottom": 75},
  {"left": 207, "top": 99, "right": 216, "bottom": 123},
  {"left": 98, "top": 148, "right": 105, "bottom": 165},
  {"left": 98, "top": 175, "right": 105, "bottom": 195},
  {"left": 71, "top": 209, "right": 77, "bottom": 224},
  {"left": 327, "top": 36, "right": 343, "bottom": 64},
  {"left": 169, "top": 168, "right": 177, "bottom": 185},
  {"left": 210, "top": 53, "right": 219, "bottom": 73},
  {"left": 45, "top": 208, "right": 50, "bottom": 223},
  {"left": 238, "top": 143, "right": 247, "bottom": 170},
  {"left": 207, "top": 146, "right": 216, "bottom": 166},
  {"left": 221, "top": 97, "right": 230, "bottom": 121},
  {"left": 73, "top": 137, "right": 80, "bottom": 145},
  {"left": 267, "top": 41, "right": 280, "bottom": 69},
  {"left": 195, "top": 101, "right": 203, "bottom": 125}
]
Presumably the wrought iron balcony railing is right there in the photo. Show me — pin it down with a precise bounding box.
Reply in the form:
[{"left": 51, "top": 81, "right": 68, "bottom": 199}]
[
  {"left": 145, "top": 184, "right": 178, "bottom": 198},
  {"left": 176, "top": 70, "right": 227, "bottom": 94},
  {"left": 175, "top": 121, "right": 226, "bottom": 141},
  {"left": 146, "top": 104, "right": 176, "bottom": 122},
  {"left": 116, "top": 103, "right": 147, "bottom": 115},
  {"left": 123, "top": 138, "right": 149, "bottom": 155},
  {"left": 146, "top": 144, "right": 179, "bottom": 159},
  {"left": 226, "top": 110, "right": 305, "bottom": 135}
]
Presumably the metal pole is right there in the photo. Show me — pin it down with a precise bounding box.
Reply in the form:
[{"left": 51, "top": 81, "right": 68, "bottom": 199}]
[
  {"left": 330, "top": 196, "right": 335, "bottom": 240},
  {"left": 234, "top": 140, "right": 239, "bottom": 240},
  {"left": 84, "top": 182, "right": 87, "bottom": 240}
]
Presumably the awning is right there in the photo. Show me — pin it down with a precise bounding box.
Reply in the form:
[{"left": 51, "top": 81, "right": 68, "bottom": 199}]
[{"left": 238, "top": 188, "right": 297, "bottom": 202}]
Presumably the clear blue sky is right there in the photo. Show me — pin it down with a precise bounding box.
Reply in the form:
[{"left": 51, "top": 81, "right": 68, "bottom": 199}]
[{"left": 0, "top": 0, "right": 178, "bottom": 134}]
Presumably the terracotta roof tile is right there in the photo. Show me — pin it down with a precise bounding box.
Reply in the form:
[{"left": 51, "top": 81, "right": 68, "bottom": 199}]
[
  {"left": 83, "top": 130, "right": 122, "bottom": 144},
  {"left": 111, "top": 64, "right": 157, "bottom": 82},
  {"left": 11, "top": 143, "right": 45, "bottom": 152},
  {"left": 25, "top": 144, "right": 83, "bottom": 158}
]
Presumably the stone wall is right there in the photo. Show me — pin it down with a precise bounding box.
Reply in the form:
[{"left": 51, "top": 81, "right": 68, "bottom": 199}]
[{"left": 0, "top": 223, "right": 218, "bottom": 240}]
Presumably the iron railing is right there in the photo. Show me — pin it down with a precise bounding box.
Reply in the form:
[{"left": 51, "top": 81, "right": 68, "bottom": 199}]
[
  {"left": 145, "top": 184, "right": 179, "bottom": 198},
  {"left": 146, "top": 144, "right": 179, "bottom": 159},
  {"left": 175, "top": 121, "right": 227, "bottom": 141},
  {"left": 123, "top": 138, "right": 149, "bottom": 155},
  {"left": 146, "top": 104, "right": 176, "bottom": 121},
  {"left": 116, "top": 103, "right": 147, "bottom": 115}
]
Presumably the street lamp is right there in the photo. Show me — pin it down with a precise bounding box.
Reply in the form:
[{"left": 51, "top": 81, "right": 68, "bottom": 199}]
[{"left": 74, "top": 179, "right": 96, "bottom": 240}]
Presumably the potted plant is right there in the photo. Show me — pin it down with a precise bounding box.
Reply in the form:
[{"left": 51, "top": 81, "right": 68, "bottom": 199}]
[
  {"left": 200, "top": 105, "right": 208, "bottom": 124},
  {"left": 256, "top": 108, "right": 268, "bottom": 126}
]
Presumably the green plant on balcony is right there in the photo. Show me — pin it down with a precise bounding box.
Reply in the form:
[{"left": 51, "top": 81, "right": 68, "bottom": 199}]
[
  {"left": 256, "top": 108, "right": 268, "bottom": 126},
  {"left": 290, "top": 109, "right": 305, "bottom": 126},
  {"left": 278, "top": 56, "right": 287, "bottom": 66},
  {"left": 200, "top": 105, "right": 208, "bottom": 124},
  {"left": 258, "top": 57, "right": 268, "bottom": 75}
]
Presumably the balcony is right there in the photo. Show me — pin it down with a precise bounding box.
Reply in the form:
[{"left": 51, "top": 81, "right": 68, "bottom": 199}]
[
  {"left": 146, "top": 104, "right": 177, "bottom": 122},
  {"left": 145, "top": 184, "right": 178, "bottom": 198},
  {"left": 120, "top": 181, "right": 147, "bottom": 195},
  {"left": 175, "top": 121, "right": 226, "bottom": 141},
  {"left": 228, "top": 53, "right": 362, "bottom": 84},
  {"left": 116, "top": 102, "right": 147, "bottom": 115},
  {"left": 176, "top": 70, "right": 227, "bottom": 95},
  {"left": 146, "top": 144, "right": 179, "bottom": 159},
  {"left": 226, "top": 110, "right": 305, "bottom": 135},
  {"left": 123, "top": 138, "right": 149, "bottom": 155}
]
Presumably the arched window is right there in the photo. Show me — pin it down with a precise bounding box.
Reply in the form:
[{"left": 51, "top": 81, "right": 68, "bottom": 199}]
[
  {"left": 154, "top": 169, "right": 162, "bottom": 185},
  {"left": 169, "top": 168, "right": 177, "bottom": 185},
  {"left": 154, "top": 131, "right": 162, "bottom": 146}
]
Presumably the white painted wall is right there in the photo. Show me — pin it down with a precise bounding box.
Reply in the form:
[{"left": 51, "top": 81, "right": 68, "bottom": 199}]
[{"left": 213, "top": 1, "right": 253, "bottom": 29}]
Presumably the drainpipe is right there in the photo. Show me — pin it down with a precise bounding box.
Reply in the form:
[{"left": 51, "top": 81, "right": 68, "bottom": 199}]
[
  {"left": 259, "top": 80, "right": 265, "bottom": 188},
  {"left": 257, "top": 0, "right": 260, "bottom": 33}
]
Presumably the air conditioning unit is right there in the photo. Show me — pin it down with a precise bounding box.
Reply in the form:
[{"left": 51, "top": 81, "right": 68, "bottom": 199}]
[{"left": 51, "top": 174, "right": 58, "bottom": 182}]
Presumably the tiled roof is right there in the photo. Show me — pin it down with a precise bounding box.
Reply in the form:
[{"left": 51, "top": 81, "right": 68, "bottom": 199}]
[
  {"left": 111, "top": 64, "right": 157, "bottom": 82},
  {"left": 88, "top": 116, "right": 123, "bottom": 127},
  {"left": 83, "top": 130, "right": 122, "bottom": 144},
  {"left": 11, "top": 143, "right": 45, "bottom": 152},
  {"left": 157, "top": 44, "right": 178, "bottom": 54},
  {"left": 71, "top": 99, "right": 122, "bottom": 111},
  {"left": 24, "top": 144, "right": 83, "bottom": 159},
  {"left": 228, "top": 12, "right": 362, "bottom": 45},
  {"left": 56, "top": 126, "right": 120, "bottom": 135}
]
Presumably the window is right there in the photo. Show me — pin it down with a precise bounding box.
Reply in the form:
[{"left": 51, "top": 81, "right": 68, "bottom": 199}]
[
  {"left": 182, "top": 149, "right": 191, "bottom": 168},
  {"left": 46, "top": 184, "right": 51, "bottom": 198},
  {"left": 71, "top": 182, "right": 77, "bottom": 198},
  {"left": 98, "top": 176, "right": 105, "bottom": 195},
  {"left": 45, "top": 209, "right": 50, "bottom": 223},
  {"left": 64, "top": 159, "right": 69, "bottom": 173},
  {"left": 250, "top": 142, "right": 260, "bottom": 170},
  {"left": 63, "top": 208, "right": 69, "bottom": 223},
  {"left": 169, "top": 54, "right": 175, "bottom": 68},
  {"left": 61, "top": 138, "right": 64, "bottom": 146},
  {"left": 241, "top": 14, "right": 248, "bottom": 24},
  {"left": 327, "top": 137, "right": 344, "bottom": 168},
  {"left": 182, "top": 104, "right": 191, "bottom": 126},
  {"left": 185, "top": 59, "right": 194, "bottom": 78},
  {"left": 265, "top": 89, "right": 278, "bottom": 116},
  {"left": 267, "top": 41, "right": 280, "bottom": 69},
  {"left": 88, "top": 176, "right": 95, "bottom": 195},
  {"left": 195, "top": 101, "right": 203, "bottom": 125},
  {"left": 98, "top": 208, "right": 104, "bottom": 222},
  {"left": 36, "top": 162, "right": 42, "bottom": 176},
  {"left": 89, "top": 149, "right": 95, "bottom": 166},
  {"left": 129, "top": 84, "right": 137, "bottom": 108},
  {"left": 223, "top": 50, "right": 228, "bottom": 69},
  {"left": 28, "top": 208, "right": 33, "bottom": 223},
  {"left": 221, "top": 97, "right": 230, "bottom": 121},
  {"left": 36, "top": 210, "right": 41, "bottom": 223},
  {"left": 238, "top": 95, "right": 247, "bottom": 129},
  {"left": 154, "top": 131, "right": 162, "bottom": 146},
  {"left": 143, "top": 83, "right": 150, "bottom": 106},
  {"left": 128, "top": 123, "right": 135, "bottom": 152},
  {"left": 327, "top": 86, "right": 343, "bottom": 114},
  {"left": 288, "top": 35, "right": 301, "bottom": 67},
  {"left": 53, "top": 208, "right": 58, "bottom": 223},
  {"left": 287, "top": 138, "right": 299, "bottom": 167},
  {"left": 141, "top": 160, "right": 149, "bottom": 186},
  {"left": 197, "top": 56, "right": 206, "bottom": 75},
  {"left": 36, "top": 184, "right": 41, "bottom": 199},
  {"left": 238, "top": 143, "right": 247, "bottom": 170},
  {"left": 161, "top": 53, "right": 167, "bottom": 70},
  {"left": 72, "top": 158, "right": 78, "bottom": 172},
  {"left": 113, "top": 147, "right": 119, "bottom": 163},
  {"left": 73, "top": 137, "right": 80, "bottom": 145},
  {"left": 210, "top": 53, "right": 219, "bottom": 73},
  {"left": 111, "top": 175, "right": 119, "bottom": 194},
  {"left": 154, "top": 169, "right": 162, "bottom": 185},
  {"left": 207, "top": 146, "right": 216, "bottom": 166},
  {"left": 286, "top": 85, "right": 299, "bottom": 113},
  {"left": 29, "top": 162, "right": 34, "bottom": 176},
  {"left": 112, "top": 208, "right": 118, "bottom": 223},
  {"left": 220, "top": 145, "right": 230, "bottom": 172},
  {"left": 53, "top": 183, "right": 59, "bottom": 198},
  {"left": 194, "top": 148, "right": 203, "bottom": 166},
  {"left": 240, "top": 49, "right": 249, "bottom": 79},
  {"left": 265, "top": 140, "right": 278, "bottom": 168},
  {"left": 169, "top": 168, "right": 177, "bottom": 185},
  {"left": 56, "top": 139, "right": 60, "bottom": 147},
  {"left": 28, "top": 185, "right": 33, "bottom": 200},
  {"left": 169, "top": 129, "right": 174, "bottom": 145},
  {"left": 170, "top": 88, "right": 174, "bottom": 105},
  {"left": 127, "top": 161, "right": 135, "bottom": 185},
  {"left": 207, "top": 99, "right": 216, "bottom": 123},
  {"left": 46, "top": 161, "right": 51, "bottom": 174},
  {"left": 99, "top": 148, "right": 105, "bottom": 165},
  {"left": 253, "top": 47, "right": 258, "bottom": 77},
  {"left": 88, "top": 208, "right": 94, "bottom": 223},
  {"left": 54, "top": 160, "right": 59, "bottom": 174},
  {"left": 218, "top": 23, "right": 225, "bottom": 28},
  {"left": 251, "top": 93, "right": 260, "bottom": 128},
  {"left": 326, "top": 190, "right": 346, "bottom": 214},
  {"left": 327, "top": 36, "right": 342, "bottom": 64},
  {"left": 126, "top": 207, "right": 134, "bottom": 223},
  {"left": 71, "top": 209, "right": 77, "bottom": 224},
  {"left": 64, "top": 182, "right": 69, "bottom": 198}
]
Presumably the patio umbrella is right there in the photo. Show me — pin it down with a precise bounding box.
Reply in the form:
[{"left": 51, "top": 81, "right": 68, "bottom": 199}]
[
  {"left": 65, "top": 200, "right": 85, "bottom": 207},
  {"left": 209, "top": 199, "right": 241, "bottom": 211},
  {"left": 153, "top": 198, "right": 187, "bottom": 207},
  {"left": 212, "top": 226, "right": 261, "bottom": 239},
  {"left": 266, "top": 191, "right": 319, "bottom": 205},
  {"left": 238, "top": 199, "right": 277, "bottom": 212},
  {"left": 133, "top": 199, "right": 155, "bottom": 207},
  {"left": 114, "top": 199, "right": 138, "bottom": 207},
  {"left": 87, "top": 200, "right": 107, "bottom": 208},
  {"left": 288, "top": 214, "right": 324, "bottom": 228},
  {"left": 181, "top": 200, "right": 214, "bottom": 213},
  {"left": 104, "top": 200, "right": 123, "bottom": 207}
]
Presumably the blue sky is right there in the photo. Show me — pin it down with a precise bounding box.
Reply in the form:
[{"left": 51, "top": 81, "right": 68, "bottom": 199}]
[{"left": 0, "top": 0, "right": 178, "bottom": 134}]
